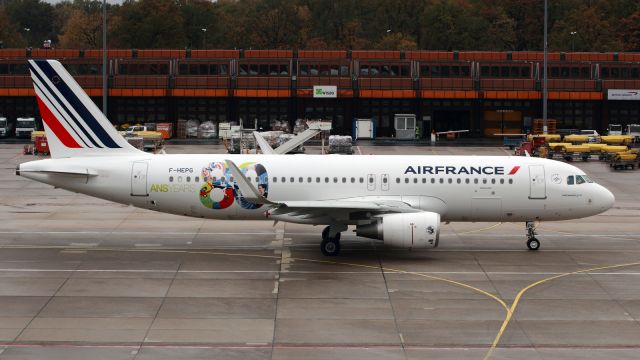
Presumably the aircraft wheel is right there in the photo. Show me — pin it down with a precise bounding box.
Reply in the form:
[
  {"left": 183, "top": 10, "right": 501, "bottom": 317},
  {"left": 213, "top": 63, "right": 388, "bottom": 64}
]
[
  {"left": 527, "top": 237, "right": 540, "bottom": 251},
  {"left": 321, "top": 226, "right": 330, "bottom": 240},
  {"left": 321, "top": 233, "right": 341, "bottom": 256}
]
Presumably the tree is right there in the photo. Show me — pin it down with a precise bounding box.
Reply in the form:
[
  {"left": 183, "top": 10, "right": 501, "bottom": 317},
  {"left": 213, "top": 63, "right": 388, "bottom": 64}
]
[
  {"left": 549, "top": 5, "right": 622, "bottom": 52},
  {"left": 0, "top": 8, "right": 26, "bottom": 48},
  {"left": 621, "top": 11, "right": 640, "bottom": 51},
  {"left": 375, "top": 32, "right": 417, "bottom": 50},
  {"left": 58, "top": 9, "right": 102, "bottom": 48},
  {"left": 110, "top": 0, "right": 186, "bottom": 49},
  {"left": 421, "top": 0, "right": 490, "bottom": 50},
  {"left": 5, "top": 0, "right": 56, "bottom": 47}
]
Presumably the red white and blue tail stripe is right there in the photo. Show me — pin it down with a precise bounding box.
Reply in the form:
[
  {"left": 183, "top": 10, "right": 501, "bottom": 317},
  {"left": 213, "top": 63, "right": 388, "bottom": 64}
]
[{"left": 29, "top": 59, "right": 140, "bottom": 158}]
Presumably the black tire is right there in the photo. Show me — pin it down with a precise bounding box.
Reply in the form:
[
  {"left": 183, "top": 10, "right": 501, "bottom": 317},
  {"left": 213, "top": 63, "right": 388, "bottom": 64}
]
[
  {"left": 321, "top": 236, "right": 341, "bottom": 256},
  {"left": 321, "top": 226, "right": 330, "bottom": 240},
  {"left": 527, "top": 238, "right": 540, "bottom": 251}
]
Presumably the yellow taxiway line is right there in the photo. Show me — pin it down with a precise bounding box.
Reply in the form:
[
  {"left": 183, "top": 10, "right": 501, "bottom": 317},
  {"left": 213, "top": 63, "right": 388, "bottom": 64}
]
[{"left": 482, "top": 261, "right": 640, "bottom": 360}]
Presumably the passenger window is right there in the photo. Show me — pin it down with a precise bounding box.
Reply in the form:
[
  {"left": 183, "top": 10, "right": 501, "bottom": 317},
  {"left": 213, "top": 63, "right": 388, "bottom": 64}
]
[
  {"left": 439, "top": 178, "right": 444, "bottom": 184},
  {"left": 457, "top": 178, "right": 461, "bottom": 184},
  {"left": 195, "top": 176, "right": 199, "bottom": 182},
  {"left": 405, "top": 178, "right": 409, "bottom": 183},
  {"left": 500, "top": 179, "right": 504, "bottom": 184},
  {"left": 290, "top": 177, "right": 294, "bottom": 183},
  {"left": 508, "top": 179, "right": 513, "bottom": 184},
  {"left": 474, "top": 179, "right": 478, "bottom": 184},
  {"left": 567, "top": 176, "right": 574, "bottom": 185},
  {"left": 465, "top": 178, "right": 469, "bottom": 184},
  {"left": 482, "top": 179, "right": 487, "bottom": 184},
  {"left": 413, "top": 178, "right": 418, "bottom": 184},
  {"left": 342, "top": 177, "right": 346, "bottom": 183},
  {"left": 186, "top": 176, "right": 191, "bottom": 182},
  {"left": 307, "top": 177, "right": 312, "bottom": 183},
  {"left": 169, "top": 176, "right": 174, "bottom": 182},
  {"left": 281, "top": 177, "right": 286, "bottom": 183},
  {"left": 325, "top": 177, "right": 329, "bottom": 183},
  {"left": 299, "top": 177, "right": 303, "bottom": 183},
  {"left": 448, "top": 178, "right": 452, "bottom": 184},
  {"left": 333, "top": 177, "right": 338, "bottom": 183},
  {"left": 422, "top": 178, "right": 426, "bottom": 184},
  {"left": 396, "top": 178, "right": 401, "bottom": 183},
  {"left": 351, "top": 177, "right": 355, "bottom": 183},
  {"left": 491, "top": 179, "right": 496, "bottom": 184},
  {"left": 316, "top": 177, "right": 320, "bottom": 183},
  {"left": 382, "top": 177, "right": 387, "bottom": 183},
  {"left": 431, "top": 178, "right": 435, "bottom": 184},
  {"left": 359, "top": 177, "right": 364, "bottom": 183}
]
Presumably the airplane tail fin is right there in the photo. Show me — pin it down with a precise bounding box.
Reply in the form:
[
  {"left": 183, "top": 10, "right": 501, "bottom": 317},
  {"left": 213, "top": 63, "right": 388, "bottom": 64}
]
[{"left": 28, "top": 59, "right": 142, "bottom": 158}]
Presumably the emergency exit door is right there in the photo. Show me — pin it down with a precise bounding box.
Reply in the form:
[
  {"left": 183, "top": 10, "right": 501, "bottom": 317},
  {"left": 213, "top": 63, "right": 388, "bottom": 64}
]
[
  {"left": 131, "top": 161, "right": 149, "bottom": 196},
  {"left": 528, "top": 165, "right": 546, "bottom": 199}
]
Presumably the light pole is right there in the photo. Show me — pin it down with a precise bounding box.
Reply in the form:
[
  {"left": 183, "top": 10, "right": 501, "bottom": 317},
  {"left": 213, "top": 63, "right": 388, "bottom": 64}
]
[
  {"left": 102, "top": 0, "right": 107, "bottom": 116},
  {"left": 542, "top": 0, "right": 548, "bottom": 134},
  {"left": 570, "top": 31, "right": 577, "bottom": 52},
  {"left": 23, "top": 28, "right": 30, "bottom": 48},
  {"left": 201, "top": 28, "right": 207, "bottom": 49}
]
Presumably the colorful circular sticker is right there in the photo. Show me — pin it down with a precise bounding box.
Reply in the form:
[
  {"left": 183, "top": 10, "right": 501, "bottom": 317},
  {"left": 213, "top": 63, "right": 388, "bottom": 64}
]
[{"left": 199, "top": 161, "right": 269, "bottom": 210}]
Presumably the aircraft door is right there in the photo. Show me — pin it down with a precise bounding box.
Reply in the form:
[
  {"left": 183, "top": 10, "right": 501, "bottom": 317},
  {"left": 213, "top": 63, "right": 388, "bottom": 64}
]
[
  {"left": 528, "top": 165, "right": 546, "bottom": 199},
  {"left": 367, "top": 174, "right": 376, "bottom": 191},
  {"left": 381, "top": 174, "right": 389, "bottom": 191},
  {"left": 131, "top": 161, "right": 149, "bottom": 196}
]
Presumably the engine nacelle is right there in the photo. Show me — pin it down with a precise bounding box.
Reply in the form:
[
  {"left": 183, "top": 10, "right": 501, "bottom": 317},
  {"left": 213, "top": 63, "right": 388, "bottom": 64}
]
[{"left": 356, "top": 212, "right": 440, "bottom": 249}]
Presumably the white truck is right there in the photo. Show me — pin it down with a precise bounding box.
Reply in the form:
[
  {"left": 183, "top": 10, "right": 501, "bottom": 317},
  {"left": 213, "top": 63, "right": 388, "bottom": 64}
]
[
  {"left": 15, "top": 117, "right": 35, "bottom": 138},
  {"left": 626, "top": 124, "right": 640, "bottom": 142},
  {"left": 607, "top": 124, "right": 622, "bottom": 135},
  {"left": 0, "top": 117, "right": 12, "bottom": 137}
]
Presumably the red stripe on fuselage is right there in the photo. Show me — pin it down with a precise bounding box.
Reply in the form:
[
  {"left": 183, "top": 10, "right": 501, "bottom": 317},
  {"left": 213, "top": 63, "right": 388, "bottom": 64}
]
[
  {"left": 508, "top": 166, "right": 520, "bottom": 175},
  {"left": 36, "top": 96, "right": 82, "bottom": 148}
]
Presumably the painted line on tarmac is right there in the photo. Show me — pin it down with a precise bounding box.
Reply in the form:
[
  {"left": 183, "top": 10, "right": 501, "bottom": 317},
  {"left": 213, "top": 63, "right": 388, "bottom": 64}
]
[
  {"left": 2, "top": 267, "right": 640, "bottom": 276},
  {"left": 483, "top": 261, "right": 640, "bottom": 360}
]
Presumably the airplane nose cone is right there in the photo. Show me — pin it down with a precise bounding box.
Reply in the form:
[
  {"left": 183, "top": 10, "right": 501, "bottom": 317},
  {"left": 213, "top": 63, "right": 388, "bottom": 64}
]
[{"left": 598, "top": 186, "right": 615, "bottom": 211}]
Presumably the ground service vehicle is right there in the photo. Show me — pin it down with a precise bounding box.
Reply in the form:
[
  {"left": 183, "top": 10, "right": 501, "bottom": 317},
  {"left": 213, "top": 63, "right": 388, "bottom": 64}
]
[
  {"left": 15, "top": 117, "right": 35, "bottom": 138},
  {"left": 0, "top": 117, "right": 11, "bottom": 137}
]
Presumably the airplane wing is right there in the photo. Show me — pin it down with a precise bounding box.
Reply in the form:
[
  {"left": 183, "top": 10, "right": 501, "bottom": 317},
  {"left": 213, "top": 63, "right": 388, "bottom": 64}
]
[{"left": 226, "top": 159, "right": 426, "bottom": 223}]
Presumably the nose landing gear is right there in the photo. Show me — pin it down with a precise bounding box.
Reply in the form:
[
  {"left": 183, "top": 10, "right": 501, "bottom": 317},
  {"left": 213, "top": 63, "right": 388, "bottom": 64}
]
[
  {"left": 320, "top": 224, "right": 347, "bottom": 256},
  {"left": 526, "top": 221, "right": 540, "bottom": 250}
]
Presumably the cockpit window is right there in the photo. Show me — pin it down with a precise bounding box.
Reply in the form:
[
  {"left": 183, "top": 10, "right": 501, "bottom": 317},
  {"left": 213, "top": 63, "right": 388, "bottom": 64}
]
[
  {"left": 581, "top": 175, "right": 594, "bottom": 183},
  {"left": 567, "top": 175, "right": 574, "bottom": 185},
  {"left": 575, "top": 175, "right": 585, "bottom": 184}
]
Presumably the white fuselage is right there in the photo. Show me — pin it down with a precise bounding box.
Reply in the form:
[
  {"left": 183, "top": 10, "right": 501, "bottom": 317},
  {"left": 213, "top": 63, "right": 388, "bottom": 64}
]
[{"left": 18, "top": 154, "right": 614, "bottom": 224}]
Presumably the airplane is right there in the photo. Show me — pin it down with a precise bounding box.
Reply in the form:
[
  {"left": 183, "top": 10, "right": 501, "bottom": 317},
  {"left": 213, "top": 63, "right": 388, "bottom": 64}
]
[{"left": 16, "top": 60, "right": 615, "bottom": 256}]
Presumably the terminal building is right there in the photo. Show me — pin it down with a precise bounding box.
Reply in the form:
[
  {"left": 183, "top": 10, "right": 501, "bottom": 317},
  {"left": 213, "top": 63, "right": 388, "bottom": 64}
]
[{"left": 1, "top": 48, "right": 640, "bottom": 138}]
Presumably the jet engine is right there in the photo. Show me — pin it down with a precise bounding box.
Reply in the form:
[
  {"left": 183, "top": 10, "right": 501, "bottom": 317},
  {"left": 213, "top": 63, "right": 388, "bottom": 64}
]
[{"left": 356, "top": 212, "right": 441, "bottom": 249}]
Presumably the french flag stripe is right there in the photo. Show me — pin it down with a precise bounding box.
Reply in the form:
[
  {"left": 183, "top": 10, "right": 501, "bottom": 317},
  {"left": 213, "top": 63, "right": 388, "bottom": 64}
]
[
  {"left": 36, "top": 95, "right": 82, "bottom": 148},
  {"left": 29, "top": 62, "right": 99, "bottom": 148},
  {"left": 32, "top": 78, "right": 90, "bottom": 148},
  {"left": 508, "top": 166, "right": 520, "bottom": 175},
  {"left": 35, "top": 60, "right": 120, "bottom": 149}
]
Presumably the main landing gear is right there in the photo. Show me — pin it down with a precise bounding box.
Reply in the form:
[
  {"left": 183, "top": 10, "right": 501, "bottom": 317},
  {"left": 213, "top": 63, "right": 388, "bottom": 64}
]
[
  {"left": 526, "top": 221, "right": 540, "bottom": 250},
  {"left": 320, "top": 224, "right": 347, "bottom": 256}
]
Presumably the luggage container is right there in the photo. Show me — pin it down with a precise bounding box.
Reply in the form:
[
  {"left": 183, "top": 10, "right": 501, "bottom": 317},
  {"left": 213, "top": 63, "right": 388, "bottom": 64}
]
[{"left": 33, "top": 135, "right": 49, "bottom": 156}]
